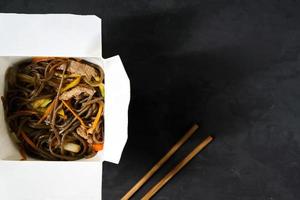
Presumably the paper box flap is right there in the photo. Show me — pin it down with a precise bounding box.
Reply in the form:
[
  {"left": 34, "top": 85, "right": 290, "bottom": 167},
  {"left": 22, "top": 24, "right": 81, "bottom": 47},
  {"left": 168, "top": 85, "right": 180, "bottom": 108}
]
[
  {"left": 0, "top": 13, "right": 101, "bottom": 57},
  {"left": 103, "top": 56, "right": 130, "bottom": 164}
]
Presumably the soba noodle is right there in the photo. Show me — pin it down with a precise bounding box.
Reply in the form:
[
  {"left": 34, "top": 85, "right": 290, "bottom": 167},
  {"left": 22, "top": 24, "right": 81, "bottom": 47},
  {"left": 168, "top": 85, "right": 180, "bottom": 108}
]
[{"left": 3, "top": 57, "right": 104, "bottom": 161}]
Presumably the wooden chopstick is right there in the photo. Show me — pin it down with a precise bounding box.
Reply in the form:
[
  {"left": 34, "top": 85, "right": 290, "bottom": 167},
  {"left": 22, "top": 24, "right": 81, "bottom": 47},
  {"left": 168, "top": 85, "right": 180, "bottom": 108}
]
[
  {"left": 121, "top": 124, "right": 199, "bottom": 200},
  {"left": 141, "top": 136, "right": 213, "bottom": 200}
]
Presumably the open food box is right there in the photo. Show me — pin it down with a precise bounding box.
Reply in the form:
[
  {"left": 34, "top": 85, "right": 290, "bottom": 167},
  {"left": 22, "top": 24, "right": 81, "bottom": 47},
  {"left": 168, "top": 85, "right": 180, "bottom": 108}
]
[{"left": 0, "top": 14, "right": 130, "bottom": 200}]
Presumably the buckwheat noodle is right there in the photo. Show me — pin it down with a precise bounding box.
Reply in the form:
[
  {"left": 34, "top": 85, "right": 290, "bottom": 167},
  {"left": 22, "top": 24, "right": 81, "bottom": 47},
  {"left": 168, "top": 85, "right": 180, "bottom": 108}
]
[{"left": 3, "top": 57, "right": 104, "bottom": 160}]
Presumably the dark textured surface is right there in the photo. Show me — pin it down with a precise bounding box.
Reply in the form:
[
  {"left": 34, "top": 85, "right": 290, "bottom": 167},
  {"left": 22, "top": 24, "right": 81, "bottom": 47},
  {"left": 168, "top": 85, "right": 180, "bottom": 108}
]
[{"left": 1, "top": 1, "right": 300, "bottom": 199}]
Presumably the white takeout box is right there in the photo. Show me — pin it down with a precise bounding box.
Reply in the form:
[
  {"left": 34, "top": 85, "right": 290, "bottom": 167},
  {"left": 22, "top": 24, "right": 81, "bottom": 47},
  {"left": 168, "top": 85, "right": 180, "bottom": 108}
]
[{"left": 0, "top": 14, "right": 130, "bottom": 200}]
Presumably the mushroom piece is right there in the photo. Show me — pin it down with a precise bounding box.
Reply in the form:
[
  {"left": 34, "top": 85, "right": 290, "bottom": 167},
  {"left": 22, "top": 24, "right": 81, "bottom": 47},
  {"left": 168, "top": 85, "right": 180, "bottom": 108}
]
[{"left": 63, "top": 143, "right": 81, "bottom": 153}]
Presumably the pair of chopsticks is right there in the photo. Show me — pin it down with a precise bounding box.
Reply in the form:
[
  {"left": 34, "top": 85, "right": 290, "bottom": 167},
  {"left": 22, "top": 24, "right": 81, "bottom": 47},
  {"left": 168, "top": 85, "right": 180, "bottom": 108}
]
[{"left": 121, "top": 124, "right": 213, "bottom": 200}]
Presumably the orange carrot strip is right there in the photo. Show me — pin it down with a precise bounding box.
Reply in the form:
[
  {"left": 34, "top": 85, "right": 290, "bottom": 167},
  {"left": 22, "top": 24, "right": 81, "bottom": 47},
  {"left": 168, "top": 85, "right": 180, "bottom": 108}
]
[
  {"left": 62, "top": 100, "right": 88, "bottom": 128},
  {"left": 20, "top": 131, "right": 37, "bottom": 150},
  {"left": 12, "top": 110, "right": 38, "bottom": 116},
  {"left": 92, "top": 143, "right": 103, "bottom": 152},
  {"left": 37, "top": 101, "right": 55, "bottom": 124},
  {"left": 18, "top": 145, "right": 27, "bottom": 161},
  {"left": 32, "top": 57, "right": 56, "bottom": 63}
]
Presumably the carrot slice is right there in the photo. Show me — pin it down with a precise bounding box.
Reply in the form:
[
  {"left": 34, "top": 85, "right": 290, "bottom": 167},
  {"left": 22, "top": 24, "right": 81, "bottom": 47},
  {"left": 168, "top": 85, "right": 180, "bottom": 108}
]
[
  {"left": 32, "top": 57, "right": 55, "bottom": 63},
  {"left": 92, "top": 143, "right": 103, "bottom": 152},
  {"left": 20, "top": 131, "right": 37, "bottom": 150},
  {"left": 37, "top": 101, "right": 55, "bottom": 124},
  {"left": 62, "top": 100, "right": 88, "bottom": 128},
  {"left": 18, "top": 145, "right": 27, "bottom": 161},
  {"left": 11, "top": 110, "right": 38, "bottom": 116}
]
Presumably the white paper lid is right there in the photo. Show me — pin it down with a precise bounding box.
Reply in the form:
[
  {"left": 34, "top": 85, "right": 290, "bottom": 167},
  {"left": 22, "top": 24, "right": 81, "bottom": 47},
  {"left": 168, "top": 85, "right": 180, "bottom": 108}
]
[{"left": 0, "top": 13, "right": 102, "bottom": 57}]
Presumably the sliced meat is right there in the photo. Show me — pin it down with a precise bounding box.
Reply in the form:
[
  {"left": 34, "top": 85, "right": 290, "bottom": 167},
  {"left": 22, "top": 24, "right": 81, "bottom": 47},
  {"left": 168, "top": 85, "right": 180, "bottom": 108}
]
[
  {"left": 59, "top": 85, "right": 95, "bottom": 101},
  {"left": 58, "top": 60, "right": 98, "bottom": 80}
]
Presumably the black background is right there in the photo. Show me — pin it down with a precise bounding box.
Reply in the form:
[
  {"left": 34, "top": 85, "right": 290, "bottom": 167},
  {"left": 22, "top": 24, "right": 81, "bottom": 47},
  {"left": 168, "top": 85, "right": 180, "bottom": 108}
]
[{"left": 1, "top": 1, "right": 300, "bottom": 199}]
